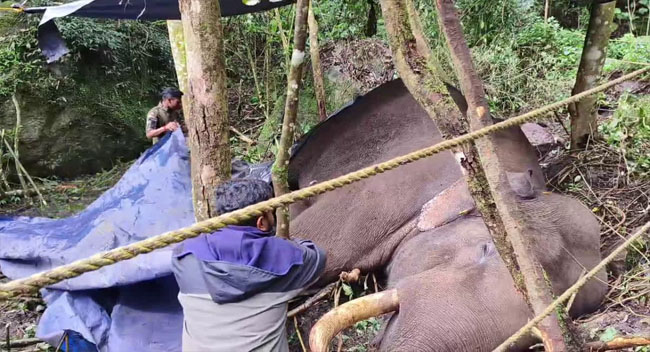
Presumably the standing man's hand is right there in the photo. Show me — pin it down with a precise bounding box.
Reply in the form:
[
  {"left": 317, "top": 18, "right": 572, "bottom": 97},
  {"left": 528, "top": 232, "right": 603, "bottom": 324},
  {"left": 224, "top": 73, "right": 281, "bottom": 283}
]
[{"left": 165, "top": 121, "right": 180, "bottom": 132}]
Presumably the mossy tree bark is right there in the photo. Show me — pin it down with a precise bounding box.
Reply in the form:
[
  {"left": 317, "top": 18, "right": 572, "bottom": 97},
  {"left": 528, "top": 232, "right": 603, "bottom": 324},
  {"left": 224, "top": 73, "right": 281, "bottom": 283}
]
[
  {"left": 434, "top": 0, "right": 572, "bottom": 349},
  {"left": 308, "top": 0, "right": 327, "bottom": 121},
  {"left": 272, "top": 0, "right": 310, "bottom": 239},
  {"left": 167, "top": 20, "right": 188, "bottom": 93},
  {"left": 568, "top": 1, "right": 616, "bottom": 149},
  {"left": 179, "top": 0, "right": 231, "bottom": 221},
  {"left": 381, "top": 0, "right": 571, "bottom": 349}
]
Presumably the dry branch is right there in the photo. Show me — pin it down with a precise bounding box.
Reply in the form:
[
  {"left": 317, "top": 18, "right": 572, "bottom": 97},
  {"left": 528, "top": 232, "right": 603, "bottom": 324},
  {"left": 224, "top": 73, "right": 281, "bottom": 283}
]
[
  {"left": 584, "top": 336, "right": 650, "bottom": 351},
  {"left": 11, "top": 94, "right": 26, "bottom": 191},
  {"left": 288, "top": 282, "right": 337, "bottom": 318},
  {"left": 0, "top": 337, "right": 41, "bottom": 349},
  {"left": 229, "top": 126, "right": 256, "bottom": 145},
  {"left": 2, "top": 137, "right": 46, "bottom": 206}
]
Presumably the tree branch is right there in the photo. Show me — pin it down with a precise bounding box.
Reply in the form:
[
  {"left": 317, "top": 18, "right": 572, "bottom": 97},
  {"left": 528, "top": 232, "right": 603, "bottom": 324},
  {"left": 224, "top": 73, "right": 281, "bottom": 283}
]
[{"left": 272, "top": 0, "right": 310, "bottom": 239}]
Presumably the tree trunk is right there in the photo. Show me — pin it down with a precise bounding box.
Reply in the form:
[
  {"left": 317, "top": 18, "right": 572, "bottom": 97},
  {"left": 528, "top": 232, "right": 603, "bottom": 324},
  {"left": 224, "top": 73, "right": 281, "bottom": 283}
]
[
  {"left": 365, "top": 0, "right": 378, "bottom": 37},
  {"left": 568, "top": 1, "right": 616, "bottom": 149},
  {"left": 381, "top": 0, "right": 571, "bottom": 349},
  {"left": 167, "top": 20, "right": 188, "bottom": 92},
  {"left": 272, "top": 0, "right": 310, "bottom": 239},
  {"left": 308, "top": 1, "right": 327, "bottom": 121},
  {"left": 434, "top": 1, "right": 572, "bottom": 350},
  {"left": 179, "top": 0, "right": 231, "bottom": 221}
]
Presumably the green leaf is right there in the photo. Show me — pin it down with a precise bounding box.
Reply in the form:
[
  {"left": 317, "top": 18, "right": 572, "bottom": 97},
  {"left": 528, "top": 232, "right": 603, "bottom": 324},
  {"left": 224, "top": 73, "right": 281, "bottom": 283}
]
[
  {"left": 599, "top": 327, "right": 618, "bottom": 342},
  {"left": 342, "top": 283, "right": 354, "bottom": 297}
]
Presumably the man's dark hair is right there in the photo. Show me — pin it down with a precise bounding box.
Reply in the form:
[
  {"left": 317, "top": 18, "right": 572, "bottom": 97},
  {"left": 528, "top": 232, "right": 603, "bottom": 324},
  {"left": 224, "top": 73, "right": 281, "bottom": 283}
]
[
  {"left": 215, "top": 179, "right": 274, "bottom": 227},
  {"left": 161, "top": 87, "right": 183, "bottom": 100}
]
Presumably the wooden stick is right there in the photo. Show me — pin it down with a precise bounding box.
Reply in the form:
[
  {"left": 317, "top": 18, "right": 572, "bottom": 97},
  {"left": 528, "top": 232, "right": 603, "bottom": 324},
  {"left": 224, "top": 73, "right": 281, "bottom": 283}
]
[
  {"left": 11, "top": 94, "right": 26, "bottom": 191},
  {"left": 0, "top": 337, "right": 40, "bottom": 349},
  {"left": 229, "top": 127, "right": 256, "bottom": 145},
  {"left": 2, "top": 138, "right": 46, "bottom": 206},
  {"left": 4, "top": 324, "right": 9, "bottom": 352},
  {"left": 584, "top": 336, "right": 650, "bottom": 351},
  {"left": 294, "top": 316, "right": 308, "bottom": 352},
  {"left": 288, "top": 282, "right": 337, "bottom": 318}
]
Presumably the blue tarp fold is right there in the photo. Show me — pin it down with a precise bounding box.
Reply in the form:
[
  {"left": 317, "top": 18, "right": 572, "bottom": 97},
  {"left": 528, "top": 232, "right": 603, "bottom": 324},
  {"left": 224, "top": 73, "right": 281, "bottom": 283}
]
[{"left": 0, "top": 131, "right": 270, "bottom": 351}]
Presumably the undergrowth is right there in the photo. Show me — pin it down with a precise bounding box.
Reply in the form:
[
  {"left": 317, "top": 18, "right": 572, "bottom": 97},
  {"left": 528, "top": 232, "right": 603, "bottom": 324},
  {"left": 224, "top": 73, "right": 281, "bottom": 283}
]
[{"left": 600, "top": 93, "right": 650, "bottom": 178}]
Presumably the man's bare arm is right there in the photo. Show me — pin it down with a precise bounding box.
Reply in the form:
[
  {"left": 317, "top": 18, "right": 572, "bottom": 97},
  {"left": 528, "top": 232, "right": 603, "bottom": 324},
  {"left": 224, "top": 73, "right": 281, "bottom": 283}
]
[{"left": 146, "top": 121, "right": 179, "bottom": 139}]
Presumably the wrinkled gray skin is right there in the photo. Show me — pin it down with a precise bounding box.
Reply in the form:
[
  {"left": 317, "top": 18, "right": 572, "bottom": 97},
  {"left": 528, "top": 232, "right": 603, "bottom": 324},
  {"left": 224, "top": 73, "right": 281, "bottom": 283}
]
[{"left": 288, "top": 80, "right": 607, "bottom": 351}]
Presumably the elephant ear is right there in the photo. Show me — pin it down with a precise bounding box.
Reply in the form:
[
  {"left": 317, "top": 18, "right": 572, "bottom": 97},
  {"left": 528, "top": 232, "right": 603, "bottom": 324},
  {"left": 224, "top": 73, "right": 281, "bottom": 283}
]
[{"left": 506, "top": 169, "right": 538, "bottom": 199}]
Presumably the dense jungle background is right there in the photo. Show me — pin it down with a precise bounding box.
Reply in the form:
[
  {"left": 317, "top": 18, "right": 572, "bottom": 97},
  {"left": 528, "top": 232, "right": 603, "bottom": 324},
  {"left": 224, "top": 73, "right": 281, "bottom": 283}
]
[{"left": 1, "top": 0, "right": 650, "bottom": 350}]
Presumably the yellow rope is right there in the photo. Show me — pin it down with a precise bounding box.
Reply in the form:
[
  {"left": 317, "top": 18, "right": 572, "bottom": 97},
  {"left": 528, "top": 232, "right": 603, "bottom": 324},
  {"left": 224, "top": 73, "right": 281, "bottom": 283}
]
[
  {"left": 0, "top": 66, "right": 648, "bottom": 300},
  {"left": 493, "top": 221, "right": 650, "bottom": 352},
  {"left": 0, "top": 7, "right": 23, "bottom": 12}
]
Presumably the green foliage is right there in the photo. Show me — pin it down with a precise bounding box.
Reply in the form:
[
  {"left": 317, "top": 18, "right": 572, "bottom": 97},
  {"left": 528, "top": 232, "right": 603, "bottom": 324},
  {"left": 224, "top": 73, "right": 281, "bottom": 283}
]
[
  {"left": 314, "top": 0, "right": 375, "bottom": 41},
  {"left": 353, "top": 317, "right": 381, "bottom": 336},
  {"left": 0, "top": 12, "right": 56, "bottom": 96},
  {"left": 599, "top": 327, "right": 618, "bottom": 342},
  {"left": 456, "top": 0, "right": 528, "bottom": 45},
  {"left": 605, "top": 34, "right": 650, "bottom": 73},
  {"left": 599, "top": 93, "right": 650, "bottom": 178},
  {"left": 614, "top": 0, "right": 650, "bottom": 36},
  {"left": 0, "top": 11, "right": 176, "bottom": 139},
  {"left": 471, "top": 17, "right": 583, "bottom": 114}
]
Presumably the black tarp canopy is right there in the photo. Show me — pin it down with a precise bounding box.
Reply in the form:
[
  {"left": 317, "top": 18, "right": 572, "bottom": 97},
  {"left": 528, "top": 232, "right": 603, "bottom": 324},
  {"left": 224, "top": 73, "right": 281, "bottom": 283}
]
[{"left": 23, "top": 0, "right": 294, "bottom": 62}]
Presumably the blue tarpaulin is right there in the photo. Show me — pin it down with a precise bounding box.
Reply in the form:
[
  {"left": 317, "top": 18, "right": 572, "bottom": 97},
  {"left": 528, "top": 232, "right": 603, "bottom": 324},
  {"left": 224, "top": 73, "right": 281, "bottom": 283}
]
[
  {"left": 28, "top": 0, "right": 294, "bottom": 62},
  {"left": 0, "top": 131, "right": 270, "bottom": 352}
]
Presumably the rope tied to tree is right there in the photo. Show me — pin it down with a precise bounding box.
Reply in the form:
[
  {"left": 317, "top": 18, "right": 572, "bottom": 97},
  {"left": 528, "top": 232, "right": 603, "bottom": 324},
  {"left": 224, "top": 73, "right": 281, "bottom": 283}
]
[{"left": 0, "top": 66, "right": 648, "bottom": 300}]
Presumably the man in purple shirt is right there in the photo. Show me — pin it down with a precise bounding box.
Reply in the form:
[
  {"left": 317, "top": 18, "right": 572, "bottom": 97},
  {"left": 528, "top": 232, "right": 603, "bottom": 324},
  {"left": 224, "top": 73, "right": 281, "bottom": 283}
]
[{"left": 172, "top": 179, "right": 326, "bottom": 352}]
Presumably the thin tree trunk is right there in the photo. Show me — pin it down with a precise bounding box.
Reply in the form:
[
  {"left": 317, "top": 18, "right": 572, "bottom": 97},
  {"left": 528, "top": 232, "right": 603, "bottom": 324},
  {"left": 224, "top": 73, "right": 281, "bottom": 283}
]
[
  {"left": 167, "top": 20, "right": 192, "bottom": 125},
  {"left": 275, "top": 8, "right": 292, "bottom": 70},
  {"left": 568, "top": 1, "right": 616, "bottom": 149},
  {"left": 381, "top": 0, "right": 571, "bottom": 349},
  {"left": 179, "top": 0, "right": 231, "bottom": 221},
  {"left": 167, "top": 20, "right": 188, "bottom": 92},
  {"left": 0, "top": 129, "right": 11, "bottom": 190},
  {"left": 434, "top": 1, "right": 573, "bottom": 349},
  {"left": 545, "top": 0, "right": 550, "bottom": 22},
  {"left": 365, "top": 0, "right": 378, "bottom": 37},
  {"left": 308, "top": 0, "right": 327, "bottom": 121},
  {"left": 11, "top": 94, "right": 26, "bottom": 190},
  {"left": 272, "top": 0, "right": 310, "bottom": 239}
]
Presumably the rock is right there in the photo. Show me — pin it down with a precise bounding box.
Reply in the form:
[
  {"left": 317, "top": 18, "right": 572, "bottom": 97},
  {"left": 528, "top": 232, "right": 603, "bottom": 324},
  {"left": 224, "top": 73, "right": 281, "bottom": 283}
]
[
  {"left": 520, "top": 122, "right": 562, "bottom": 157},
  {"left": 0, "top": 92, "right": 148, "bottom": 178}
]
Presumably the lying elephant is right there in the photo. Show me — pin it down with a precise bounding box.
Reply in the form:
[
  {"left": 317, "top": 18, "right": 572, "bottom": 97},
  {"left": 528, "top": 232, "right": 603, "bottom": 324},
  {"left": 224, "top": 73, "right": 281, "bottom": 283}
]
[{"left": 288, "top": 79, "right": 607, "bottom": 351}]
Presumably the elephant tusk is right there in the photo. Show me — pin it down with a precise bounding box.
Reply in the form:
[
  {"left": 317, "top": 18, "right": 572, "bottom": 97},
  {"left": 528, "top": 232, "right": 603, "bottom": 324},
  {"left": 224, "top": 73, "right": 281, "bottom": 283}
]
[{"left": 309, "top": 289, "right": 399, "bottom": 352}]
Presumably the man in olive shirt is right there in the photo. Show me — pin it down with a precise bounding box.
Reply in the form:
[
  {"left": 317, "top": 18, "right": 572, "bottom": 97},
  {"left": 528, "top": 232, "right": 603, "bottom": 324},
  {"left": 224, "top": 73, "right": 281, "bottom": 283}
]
[{"left": 146, "top": 87, "right": 187, "bottom": 144}]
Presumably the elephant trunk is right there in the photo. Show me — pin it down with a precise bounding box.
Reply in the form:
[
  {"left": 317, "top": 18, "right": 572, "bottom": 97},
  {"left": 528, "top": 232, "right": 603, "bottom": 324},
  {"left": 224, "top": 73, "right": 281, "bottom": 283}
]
[{"left": 309, "top": 289, "right": 399, "bottom": 352}]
